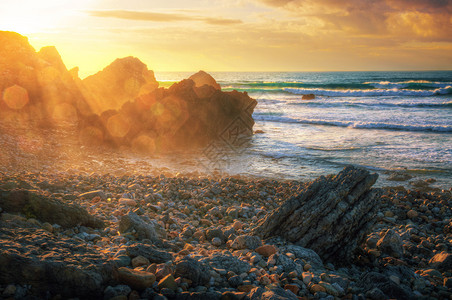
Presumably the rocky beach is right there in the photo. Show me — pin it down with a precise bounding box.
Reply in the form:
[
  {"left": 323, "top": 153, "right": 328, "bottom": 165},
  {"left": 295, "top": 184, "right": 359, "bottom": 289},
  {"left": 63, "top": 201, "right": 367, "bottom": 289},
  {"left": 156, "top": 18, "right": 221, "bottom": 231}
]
[{"left": 1, "top": 31, "right": 452, "bottom": 299}]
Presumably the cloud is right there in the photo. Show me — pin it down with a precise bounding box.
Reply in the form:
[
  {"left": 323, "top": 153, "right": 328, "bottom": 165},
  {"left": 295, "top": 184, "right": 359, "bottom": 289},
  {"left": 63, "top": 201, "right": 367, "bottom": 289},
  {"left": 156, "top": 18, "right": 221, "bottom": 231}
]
[
  {"left": 87, "top": 9, "right": 242, "bottom": 25},
  {"left": 256, "top": 0, "right": 452, "bottom": 41}
]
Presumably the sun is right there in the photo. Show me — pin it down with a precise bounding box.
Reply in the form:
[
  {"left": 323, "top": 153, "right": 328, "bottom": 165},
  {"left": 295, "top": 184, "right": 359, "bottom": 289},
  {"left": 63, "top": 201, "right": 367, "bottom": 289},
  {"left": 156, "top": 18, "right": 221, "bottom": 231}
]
[{"left": 0, "top": 0, "right": 93, "bottom": 34}]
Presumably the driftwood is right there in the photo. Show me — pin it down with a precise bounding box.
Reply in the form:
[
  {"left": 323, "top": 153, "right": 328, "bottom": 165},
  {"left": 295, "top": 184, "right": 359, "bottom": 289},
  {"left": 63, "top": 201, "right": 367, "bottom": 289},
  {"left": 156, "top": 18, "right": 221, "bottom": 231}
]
[{"left": 252, "top": 166, "right": 382, "bottom": 262}]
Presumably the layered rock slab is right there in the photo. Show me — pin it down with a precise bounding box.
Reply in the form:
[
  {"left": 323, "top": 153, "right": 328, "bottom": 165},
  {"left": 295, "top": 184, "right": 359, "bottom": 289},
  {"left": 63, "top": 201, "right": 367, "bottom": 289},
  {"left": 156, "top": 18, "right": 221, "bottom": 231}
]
[{"left": 252, "top": 166, "right": 382, "bottom": 262}]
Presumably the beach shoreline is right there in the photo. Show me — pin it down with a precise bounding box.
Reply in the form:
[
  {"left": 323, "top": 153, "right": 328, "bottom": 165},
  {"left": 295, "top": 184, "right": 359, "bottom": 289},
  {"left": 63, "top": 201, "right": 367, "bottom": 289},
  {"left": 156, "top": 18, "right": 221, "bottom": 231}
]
[{"left": 0, "top": 126, "right": 451, "bottom": 299}]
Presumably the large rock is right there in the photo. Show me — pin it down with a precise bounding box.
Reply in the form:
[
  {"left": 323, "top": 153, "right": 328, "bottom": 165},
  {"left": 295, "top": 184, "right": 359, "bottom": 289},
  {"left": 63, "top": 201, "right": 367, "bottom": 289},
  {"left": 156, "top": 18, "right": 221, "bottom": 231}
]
[
  {"left": 201, "top": 253, "right": 251, "bottom": 274},
  {"left": 117, "top": 267, "right": 156, "bottom": 290},
  {"left": 429, "top": 252, "right": 452, "bottom": 271},
  {"left": 0, "top": 225, "right": 115, "bottom": 299},
  {"left": 357, "top": 272, "right": 414, "bottom": 299},
  {"left": 0, "top": 189, "right": 103, "bottom": 228},
  {"left": 174, "top": 257, "right": 211, "bottom": 286},
  {"left": 0, "top": 31, "right": 92, "bottom": 125},
  {"left": 376, "top": 229, "right": 403, "bottom": 258},
  {"left": 119, "top": 212, "right": 164, "bottom": 242},
  {"left": 189, "top": 70, "right": 221, "bottom": 90},
  {"left": 81, "top": 56, "right": 159, "bottom": 114},
  {"left": 252, "top": 166, "right": 382, "bottom": 262},
  {"left": 126, "top": 244, "right": 172, "bottom": 263},
  {"left": 246, "top": 286, "right": 298, "bottom": 300}
]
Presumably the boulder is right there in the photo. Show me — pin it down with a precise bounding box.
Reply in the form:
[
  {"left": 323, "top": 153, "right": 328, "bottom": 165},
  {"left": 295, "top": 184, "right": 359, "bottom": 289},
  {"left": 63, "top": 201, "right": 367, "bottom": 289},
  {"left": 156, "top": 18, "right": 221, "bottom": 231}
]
[
  {"left": 0, "top": 225, "right": 115, "bottom": 299},
  {"left": 357, "top": 272, "right": 414, "bottom": 299},
  {"left": 174, "top": 257, "right": 211, "bottom": 286},
  {"left": 0, "top": 189, "right": 104, "bottom": 228},
  {"left": 230, "top": 235, "right": 262, "bottom": 250},
  {"left": 117, "top": 267, "right": 156, "bottom": 290},
  {"left": 376, "top": 229, "right": 403, "bottom": 258},
  {"left": 301, "top": 94, "right": 315, "bottom": 100},
  {"left": 0, "top": 31, "right": 92, "bottom": 125},
  {"left": 246, "top": 286, "right": 298, "bottom": 300},
  {"left": 251, "top": 166, "right": 382, "bottom": 263},
  {"left": 118, "top": 212, "right": 164, "bottom": 242},
  {"left": 429, "top": 252, "right": 452, "bottom": 272},
  {"left": 81, "top": 56, "right": 159, "bottom": 114},
  {"left": 189, "top": 70, "right": 221, "bottom": 90},
  {"left": 201, "top": 253, "right": 251, "bottom": 274},
  {"left": 126, "top": 244, "right": 172, "bottom": 264}
]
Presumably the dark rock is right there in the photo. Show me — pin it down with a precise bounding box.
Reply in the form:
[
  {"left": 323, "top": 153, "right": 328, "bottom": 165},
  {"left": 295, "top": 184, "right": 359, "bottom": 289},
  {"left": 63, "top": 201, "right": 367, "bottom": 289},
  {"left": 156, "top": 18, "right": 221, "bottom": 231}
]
[
  {"left": 252, "top": 166, "right": 381, "bottom": 263},
  {"left": 246, "top": 286, "right": 298, "bottom": 300},
  {"left": 201, "top": 253, "right": 251, "bottom": 274},
  {"left": 119, "top": 212, "right": 163, "bottom": 242},
  {"left": 104, "top": 285, "right": 132, "bottom": 300},
  {"left": 302, "top": 94, "right": 315, "bottom": 100},
  {"left": 429, "top": 252, "right": 452, "bottom": 272},
  {"left": 117, "top": 267, "right": 156, "bottom": 290},
  {"left": 268, "top": 253, "right": 296, "bottom": 273},
  {"left": 357, "top": 272, "right": 414, "bottom": 300},
  {"left": 376, "top": 229, "right": 403, "bottom": 258},
  {"left": 280, "top": 244, "right": 323, "bottom": 270},
  {"left": 174, "top": 257, "right": 211, "bottom": 286},
  {"left": 0, "top": 224, "right": 115, "bottom": 299},
  {"left": 126, "top": 244, "right": 172, "bottom": 263},
  {"left": 230, "top": 235, "right": 262, "bottom": 250},
  {"left": 206, "top": 228, "right": 226, "bottom": 243},
  {"left": 0, "top": 189, "right": 103, "bottom": 228},
  {"left": 228, "top": 275, "right": 243, "bottom": 288}
]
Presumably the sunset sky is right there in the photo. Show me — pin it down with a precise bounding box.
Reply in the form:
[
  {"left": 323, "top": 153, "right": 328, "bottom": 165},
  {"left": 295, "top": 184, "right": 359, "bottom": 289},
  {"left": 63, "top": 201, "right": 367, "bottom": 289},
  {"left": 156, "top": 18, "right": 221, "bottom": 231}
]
[{"left": 1, "top": 0, "right": 451, "bottom": 77}]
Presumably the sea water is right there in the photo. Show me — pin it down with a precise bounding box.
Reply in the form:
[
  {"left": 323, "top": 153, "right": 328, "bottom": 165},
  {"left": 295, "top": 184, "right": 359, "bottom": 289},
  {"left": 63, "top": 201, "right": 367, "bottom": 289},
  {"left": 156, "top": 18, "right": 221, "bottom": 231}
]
[{"left": 156, "top": 71, "right": 452, "bottom": 188}]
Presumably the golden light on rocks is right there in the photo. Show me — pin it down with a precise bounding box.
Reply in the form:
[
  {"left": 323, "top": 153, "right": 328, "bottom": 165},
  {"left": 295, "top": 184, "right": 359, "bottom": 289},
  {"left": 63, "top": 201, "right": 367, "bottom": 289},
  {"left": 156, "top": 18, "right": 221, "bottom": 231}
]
[
  {"left": 107, "top": 113, "right": 130, "bottom": 138},
  {"left": 52, "top": 103, "right": 77, "bottom": 123},
  {"left": 3, "top": 85, "right": 29, "bottom": 110},
  {"left": 79, "top": 126, "right": 103, "bottom": 145},
  {"left": 132, "top": 134, "right": 156, "bottom": 153}
]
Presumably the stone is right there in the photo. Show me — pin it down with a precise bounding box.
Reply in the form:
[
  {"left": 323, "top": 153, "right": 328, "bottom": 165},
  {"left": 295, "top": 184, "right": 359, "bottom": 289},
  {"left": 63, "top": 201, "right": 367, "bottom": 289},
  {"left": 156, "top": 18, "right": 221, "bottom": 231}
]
[
  {"left": 301, "top": 94, "right": 315, "bottom": 100},
  {"left": 406, "top": 209, "right": 418, "bottom": 219},
  {"left": 0, "top": 225, "right": 115, "bottom": 299},
  {"left": 207, "top": 228, "right": 226, "bottom": 242},
  {"left": 376, "top": 229, "right": 403, "bottom": 258},
  {"left": 231, "top": 235, "right": 262, "bottom": 250},
  {"left": 78, "top": 190, "right": 107, "bottom": 200},
  {"left": 119, "top": 198, "right": 137, "bottom": 206},
  {"left": 255, "top": 245, "right": 277, "bottom": 257},
  {"left": 189, "top": 70, "right": 221, "bottom": 90},
  {"left": 119, "top": 212, "right": 164, "bottom": 242},
  {"left": 126, "top": 244, "right": 172, "bottom": 264},
  {"left": 357, "top": 272, "right": 414, "bottom": 299},
  {"left": 104, "top": 285, "right": 132, "bottom": 300},
  {"left": 117, "top": 267, "right": 156, "bottom": 290},
  {"left": 280, "top": 245, "right": 324, "bottom": 270},
  {"left": 82, "top": 56, "right": 159, "bottom": 113},
  {"left": 228, "top": 275, "right": 243, "bottom": 288},
  {"left": 310, "top": 284, "right": 326, "bottom": 293},
  {"left": 365, "top": 287, "right": 386, "bottom": 300},
  {"left": 252, "top": 166, "right": 381, "bottom": 263},
  {"left": 268, "top": 253, "right": 296, "bottom": 273},
  {"left": 201, "top": 253, "right": 251, "bottom": 275},
  {"left": 0, "top": 189, "right": 104, "bottom": 228},
  {"left": 212, "top": 237, "right": 223, "bottom": 247},
  {"left": 284, "top": 284, "right": 299, "bottom": 295},
  {"left": 158, "top": 274, "right": 177, "bottom": 291},
  {"left": 429, "top": 252, "right": 452, "bottom": 272},
  {"left": 246, "top": 286, "right": 298, "bottom": 300},
  {"left": 174, "top": 257, "right": 211, "bottom": 286},
  {"left": 131, "top": 255, "right": 150, "bottom": 268}
]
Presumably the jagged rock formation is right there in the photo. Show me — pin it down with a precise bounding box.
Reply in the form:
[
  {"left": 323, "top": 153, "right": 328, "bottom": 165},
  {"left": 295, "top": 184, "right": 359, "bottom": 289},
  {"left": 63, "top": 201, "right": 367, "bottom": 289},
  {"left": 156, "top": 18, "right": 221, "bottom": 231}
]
[
  {"left": 81, "top": 73, "right": 256, "bottom": 150},
  {"left": 0, "top": 31, "right": 257, "bottom": 150},
  {"left": 0, "top": 31, "right": 92, "bottom": 125},
  {"left": 0, "top": 189, "right": 104, "bottom": 228},
  {"left": 252, "top": 166, "right": 382, "bottom": 263},
  {"left": 81, "top": 57, "right": 159, "bottom": 114}
]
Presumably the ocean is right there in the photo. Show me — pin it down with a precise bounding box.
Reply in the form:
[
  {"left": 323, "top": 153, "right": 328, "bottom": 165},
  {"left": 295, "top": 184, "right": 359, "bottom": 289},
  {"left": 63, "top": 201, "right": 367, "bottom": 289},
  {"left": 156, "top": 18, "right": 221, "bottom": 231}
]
[{"left": 155, "top": 71, "right": 452, "bottom": 188}]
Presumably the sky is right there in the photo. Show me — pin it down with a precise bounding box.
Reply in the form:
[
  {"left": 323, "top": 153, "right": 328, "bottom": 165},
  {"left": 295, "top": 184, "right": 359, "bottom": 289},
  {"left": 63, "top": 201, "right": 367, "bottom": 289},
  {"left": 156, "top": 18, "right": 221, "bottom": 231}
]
[{"left": 1, "top": 0, "right": 451, "bottom": 77}]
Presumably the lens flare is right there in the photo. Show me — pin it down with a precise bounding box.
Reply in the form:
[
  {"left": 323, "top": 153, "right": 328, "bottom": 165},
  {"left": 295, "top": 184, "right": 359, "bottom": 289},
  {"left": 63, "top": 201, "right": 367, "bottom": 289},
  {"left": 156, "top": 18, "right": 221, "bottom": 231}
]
[
  {"left": 3, "top": 85, "right": 29, "bottom": 110},
  {"left": 107, "top": 113, "right": 130, "bottom": 138}
]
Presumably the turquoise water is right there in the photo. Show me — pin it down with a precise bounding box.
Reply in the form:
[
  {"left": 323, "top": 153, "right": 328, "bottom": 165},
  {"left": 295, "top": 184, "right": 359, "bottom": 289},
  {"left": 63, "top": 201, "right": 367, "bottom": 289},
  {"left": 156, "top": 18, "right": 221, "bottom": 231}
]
[{"left": 156, "top": 71, "right": 452, "bottom": 188}]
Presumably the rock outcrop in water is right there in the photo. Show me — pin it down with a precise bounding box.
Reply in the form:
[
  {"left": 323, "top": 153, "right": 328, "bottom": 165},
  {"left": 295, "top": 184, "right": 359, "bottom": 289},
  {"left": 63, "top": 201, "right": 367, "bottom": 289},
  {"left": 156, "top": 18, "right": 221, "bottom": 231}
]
[
  {"left": 81, "top": 57, "right": 159, "bottom": 114},
  {"left": 0, "top": 31, "right": 257, "bottom": 150},
  {"left": 252, "top": 166, "right": 382, "bottom": 262}
]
